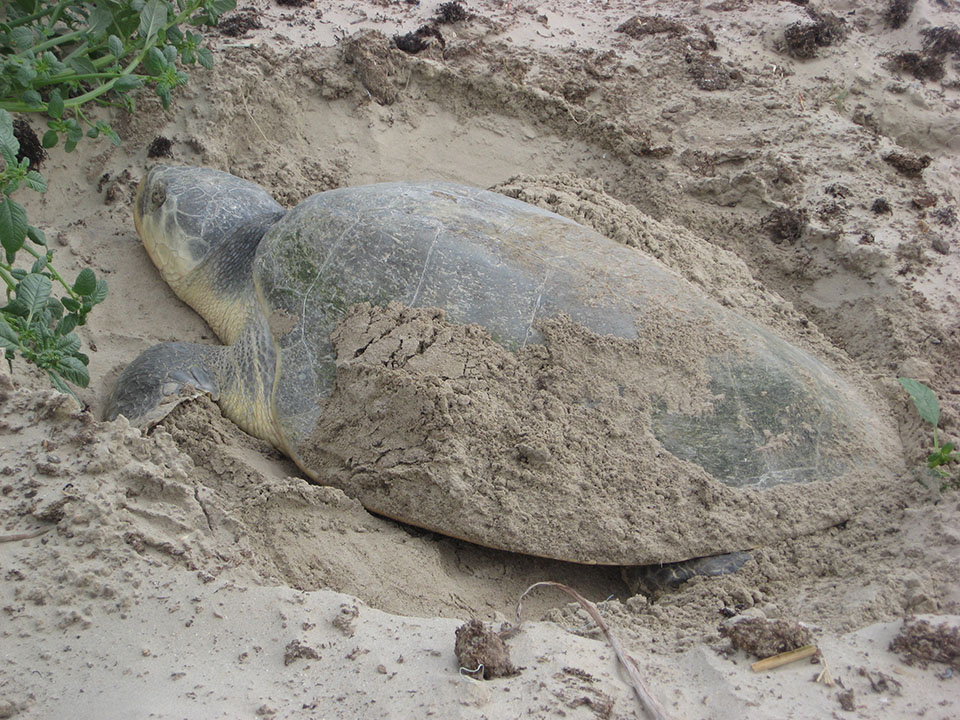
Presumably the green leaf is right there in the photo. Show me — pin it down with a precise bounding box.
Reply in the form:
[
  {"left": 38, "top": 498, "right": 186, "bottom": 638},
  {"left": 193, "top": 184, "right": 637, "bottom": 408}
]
[
  {"left": 139, "top": 0, "right": 167, "bottom": 41},
  {"left": 24, "top": 171, "right": 47, "bottom": 192},
  {"left": 0, "top": 110, "right": 18, "bottom": 154},
  {"left": 156, "top": 84, "right": 172, "bottom": 109},
  {"left": 56, "top": 314, "right": 79, "bottom": 336},
  {"left": 113, "top": 74, "right": 142, "bottom": 92},
  {"left": 200, "top": 0, "right": 237, "bottom": 24},
  {"left": 0, "top": 142, "right": 17, "bottom": 173},
  {"left": 8, "top": 27, "right": 35, "bottom": 51},
  {"left": 108, "top": 35, "right": 125, "bottom": 59},
  {"left": 16, "top": 62, "right": 37, "bottom": 87},
  {"left": 55, "top": 355, "right": 90, "bottom": 388},
  {"left": 73, "top": 267, "right": 97, "bottom": 296},
  {"left": 144, "top": 46, "right": 167, "bottom": 75},
  {"left": 0, "top": 196, "right": 29, "bottom": 261},
  {"left": 30, "top": 255, "right": 48, "bottom": 273},
  {"left": 163, "top": 44, "right": 178, "bottom": 63},
  {"left": 55, "top": 333, "right": 81, "bottom": 356},
  {"left": 47, "top": 89, "right": 64, "bottom": 119},
  {"left": 27, "top": 226, "right": 47, "bottom": 245},
  {"left": 42, "top": 52, "right": 65, "bottom": 76},
  {"left": 197, "top": 46, "right": 214, "bottom": 70},
  {"left": 43, "top": 295, "right": 63, "bottom": 321},
  {"left": 16, "top": 273, "right": 52, "bottom": 318},
  {"left": 21, "top": 90, "right": 42, "bottom": 107},
  {"left": 0, "top": 315, "right": 19, "bottom": 351},
  {"left": 42, "top": 130, "right": 59, "bottom": 148},
  {"left": 898, "top": 378, "right": 940, "bottom": 427},
  {"left": 47, "top": 371, "right": 73, "bottom": 397},
  {"left": 97, "top": 122, "right": 121, "bottom": 146},
  {"left": 90, "top": 278, "right": 108, "bottom": 305},
  {"left": 86, "top": 7, "right": 114, "bottom": 37},
  {"left": 67, "top": 56, "right": 98, "bottom": 77},
  {"left": 61, "top": 297, "right": 81, "bottom": 312}
]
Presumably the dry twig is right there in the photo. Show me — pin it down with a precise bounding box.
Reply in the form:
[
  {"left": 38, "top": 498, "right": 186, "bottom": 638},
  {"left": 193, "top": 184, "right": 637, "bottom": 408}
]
[
  {"left": 751, "top": 644, "right": 818, "bottom": 672},
  {"left": 505, "top": 581, "right": 674, "bottom": 720},
  {"left": 0, "top": 527, "right": 52, "bottom": 543}
]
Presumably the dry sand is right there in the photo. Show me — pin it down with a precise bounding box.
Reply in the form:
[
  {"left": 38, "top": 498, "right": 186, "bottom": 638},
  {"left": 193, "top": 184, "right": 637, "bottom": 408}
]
[{"left": 2, "top": 0, "right": 960, "bottom": 718}]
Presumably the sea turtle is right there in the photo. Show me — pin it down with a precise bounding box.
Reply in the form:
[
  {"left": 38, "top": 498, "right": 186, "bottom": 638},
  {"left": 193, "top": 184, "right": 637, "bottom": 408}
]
[{"left": 107, "top": 166, "right": 898, "bottom": 567}]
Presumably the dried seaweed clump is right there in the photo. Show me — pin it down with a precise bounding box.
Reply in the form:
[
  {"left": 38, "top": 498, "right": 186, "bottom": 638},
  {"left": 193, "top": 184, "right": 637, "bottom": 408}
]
[
  {"left": 147, "top": 136, "right": 173, "bottom": 159},
  {"left": 889, "top": 619, "right": 960, "bottom": 670},
  {"left": 783, "top": 10, "right": 847, "bottom": 59},
  {"left": 885, "top": 0, "right": 917, "bottom": 29},
  {"left": 922, "top": 26, "right": 960, "bottom": 57},
  {"left": 884, "top": 151, "right": 932, "bottom": 178},
  {"left": 762, "top": 207, "right": 808, "bottom": 243},
  {"left": 218, "top": 9, "right": 262, "bottom": 37},
  {"left": 687, "top": 53, "right": 738, "bottom": 91},
  {"left": 720, "top": 617, "right": 813, "bottom": 659},
  {"left": 888, "top": 26, "right": 960, "bottom": 82},
  {"left": 393, "top": 25, "right": 445, "bottom": 54},
  {"left": 616, "top": 15, "right": 687, "bottom": 39},
  {"left": 12, "top": 118, "right": 46, "bottom": 170},
  {"left": 454, "top": 619, "right": 519, "bottom": 679},
  {"left": 890, "top": 52, "right": 945, "bottom": 81},
  {"left": 435, "top": 2, "right": 469, "bottom": 24}
]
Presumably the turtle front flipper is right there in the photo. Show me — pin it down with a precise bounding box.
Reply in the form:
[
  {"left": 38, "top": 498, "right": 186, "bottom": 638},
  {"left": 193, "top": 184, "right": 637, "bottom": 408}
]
[{"left": 106, "top": 342, "right": 229, "bottom": 429}]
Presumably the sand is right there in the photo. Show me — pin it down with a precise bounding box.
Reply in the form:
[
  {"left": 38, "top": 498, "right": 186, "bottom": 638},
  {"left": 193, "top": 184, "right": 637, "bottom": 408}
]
[{"left": 2, "top": 0, "right": 959, "bottom": 718}]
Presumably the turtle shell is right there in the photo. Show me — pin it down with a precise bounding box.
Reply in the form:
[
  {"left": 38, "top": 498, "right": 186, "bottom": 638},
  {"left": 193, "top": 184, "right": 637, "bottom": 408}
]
[{"left": 251, "top": 182, "right": 897, "bottom": 564}]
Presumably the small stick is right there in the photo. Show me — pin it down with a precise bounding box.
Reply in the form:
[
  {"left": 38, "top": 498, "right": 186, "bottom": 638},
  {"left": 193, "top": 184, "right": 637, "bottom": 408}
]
[
  {"left": 0, "top": 527, "right": 52, "bottom": 543},
  {"left": 815, "top": 658, "right": 834, "bottom": 686},
  {"left": 508, "top": 581, "right": 674, "bottom": 720},
  {"left": 751, "top": 644, "right": 818, "bottom": 672}
]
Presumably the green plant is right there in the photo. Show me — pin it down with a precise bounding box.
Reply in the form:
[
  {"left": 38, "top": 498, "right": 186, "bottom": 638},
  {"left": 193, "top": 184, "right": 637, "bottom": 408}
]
[
  {"left": 898, "top": 377, "right": 959, "bottom": 491},
  {"left": 0, "top": 0, "right": 234, "bottom": 399}
]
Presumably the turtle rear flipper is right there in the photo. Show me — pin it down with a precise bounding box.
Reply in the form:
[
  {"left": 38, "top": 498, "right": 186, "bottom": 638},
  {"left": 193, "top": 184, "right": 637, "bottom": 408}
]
[
  {"left": 623, "top": 550, "right": 752, "bottom": 596},
  {"left": 106, "top": 341, "right": 227, "bottom": 429}
]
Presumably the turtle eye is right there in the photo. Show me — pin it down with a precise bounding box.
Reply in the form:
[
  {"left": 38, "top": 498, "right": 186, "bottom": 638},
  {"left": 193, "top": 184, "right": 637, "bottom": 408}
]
[{"left": 149, "top": 185, "right": 167, "bottom": 211}]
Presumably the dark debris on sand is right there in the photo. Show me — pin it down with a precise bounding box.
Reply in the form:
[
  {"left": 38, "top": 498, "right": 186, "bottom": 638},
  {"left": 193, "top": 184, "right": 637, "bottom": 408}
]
[
  {"left": 12, "top": 118, "right": 45, "bottom": 170},
  {"left": 454, "top": 619, "right": 520, "bottom": 680},
  {"left": 435, "top": 2, "right": 470, "bottom": 24},
  {"left": 393, "top": 24, "right": 445, "bottom": 54},
  {"left": 884, "top": 151, "right": 932, "bottom": 177},
  {"left": 218, "top": 10, "right": 263, "bottom": 37},
  {"left": 616, "top": 14, "right": 687, "bottom": 39},
  {"left": 884, "top": 0, "right": 917, "bottom": 29},
  {"left": 889, "top": 618, "right": 960, "bottom": 670},
  {"left": 762, "top": 207, "right": 808, "bottom": 243},
  {"left": 783, "top": 9, "right": 847, "bottom": 59},
  {"left": 147, "top": 136, "right": 174, "bottom": 159},
  {"left": 721, "top": 617, "right": 813, "bottom": 659}
]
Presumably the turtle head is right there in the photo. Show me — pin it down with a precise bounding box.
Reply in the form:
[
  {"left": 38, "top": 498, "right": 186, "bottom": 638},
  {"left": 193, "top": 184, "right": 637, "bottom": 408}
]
[
  {"left": 134, "top": 165, "right": 285, "bottom": 342},
  {"left": 135, "top": 165, "right": 284, "bottom": 291}
]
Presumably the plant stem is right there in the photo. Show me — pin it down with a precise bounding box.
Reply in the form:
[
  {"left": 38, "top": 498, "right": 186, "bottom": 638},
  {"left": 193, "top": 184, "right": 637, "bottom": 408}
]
[
  {"left": 6, "top": 5, "right": 60, "bottom": 29},
  {"left": 0, "top": 264, "right": 18, "bottom": 292},
  {"left": 1, "top": 0, "right": 204, "bottom": 115},
  {"left": 21, "top": 28, "right": 85, "bottom": 55},
  {"left": 22, "top": 245, "right": 78, "bottom": 299}
]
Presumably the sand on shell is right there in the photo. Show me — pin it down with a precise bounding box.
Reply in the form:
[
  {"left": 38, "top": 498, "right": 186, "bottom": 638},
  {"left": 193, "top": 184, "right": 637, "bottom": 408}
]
[{"left": 2, "top": 0, "right": 960, "bottom": 718}]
